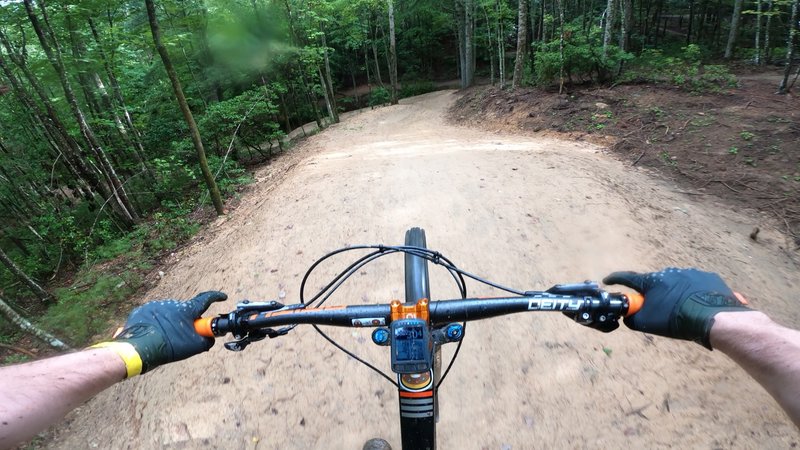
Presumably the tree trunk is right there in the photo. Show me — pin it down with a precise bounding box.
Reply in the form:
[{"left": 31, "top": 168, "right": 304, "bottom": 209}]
[
  {"left": 318, "top": 67, "right": 336, "bottom": 122},
  {"left": 299, "top": 69, "right": 323, "bottom": 128},
  {"left": 0, "top": 32, "right": 117, "bottom": 219},
  {"left": 754, "top": 0, "right": 763, "bottom": 64},
  {"left": 464, "top": 0, "right": 475, "bottom": 87},
  {"left": 364, "top": 45, "right": 372, "bottom": 91},
  {"left": 88, "top": 17, "right": 151, "bottom": 174},
  {"left": 558, "top": 0, "right": 565, "bottom": 93},
  {"left": 387, "top": 0, "right": 399, "bottom": 104},
  {"left": 619, "top": 0, "right": 632, "bottom": 51},
  {"left": 789, "top": 62, "right": 800, "bottom": 91},
  {"left": 320, "top": 30, "right": 339, "bottom": 121},
  {"left": 513, "top": 0, "right": 530, "bottom": 88},
  {"left": 777, "top": 0, "right": 799, "bottom": 93},
  {"left": 0, "top": 248, "right": 55, "bottom": 304},
  {"left": 763, "top": 0, "right": 773, "bottom": 64},
  {"left": 484, "top": 5, "right": 496, "bottom": 85},
  {"left": 64, "top": 11, "right": 103, "bottom": 117},
  {"left": 457, "top": 0, "right": 467, "bottom": 87},
  {"left": 603, "top": 0, "right": 616, "bottom": 58},
  {"left": 0, "top": 296, "right": 71, "bottom": 350},
  {"left": 372, "top": 29, "right": 385, "bottom": 88},
  {"left": 724, "top": 0, "right": 744, "bottom": 59},
  {"left": 145, "top": 0, "right": 225, "bottom": 215},
  {"left": 497, "top": 0, "right": 506, "bottom": 89},
  {"left": 23, "top": 0, "right": 139, "bottom": 225}
]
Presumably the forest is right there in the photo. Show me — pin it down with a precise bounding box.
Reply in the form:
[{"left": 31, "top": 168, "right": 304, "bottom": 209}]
[{"left": 0, "top": 0, "right": 798, "bottom": 353}]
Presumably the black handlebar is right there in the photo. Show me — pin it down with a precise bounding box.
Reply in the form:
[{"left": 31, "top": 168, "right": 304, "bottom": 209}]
[{"left": 195, "top": 284, "right": 640, "bottom": 343}]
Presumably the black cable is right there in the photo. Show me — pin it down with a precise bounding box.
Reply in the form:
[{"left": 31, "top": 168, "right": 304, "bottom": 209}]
[
  {"left": 311, "top": 250, "right": 403, "bottom": 307},
  {"left": 294, "top": 242, "right": 526, "bottom": 390},
  {"left": 311, "top": 324, "right": 398, "bottom": 387},
  {"left": 436, "top": 321, "right": 465, "bottom": 387},
  {"left": 300, "top": 246, "right": 389, "bottom": 306}
]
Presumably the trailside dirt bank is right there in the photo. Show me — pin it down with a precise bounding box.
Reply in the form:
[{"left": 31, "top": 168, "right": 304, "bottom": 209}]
[
  {"left": 449, "top": 70, "right": 800, "bottom": 248},
  {"left": 45, "top": 90, "right": 798, "bottom": 449}
]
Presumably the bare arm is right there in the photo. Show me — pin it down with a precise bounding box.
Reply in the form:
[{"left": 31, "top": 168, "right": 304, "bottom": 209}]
[
  {"left": 710, "top": 311, "right": 800, "bottom": 428},
  {"left": 0, "top": 349, "right": 126, "bottom": 448}
]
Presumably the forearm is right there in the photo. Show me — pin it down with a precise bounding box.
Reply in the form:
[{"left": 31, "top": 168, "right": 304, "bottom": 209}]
[
  {"left": 0, "top": 348, "right": 126, "bottom": 448},
  {"left": 710, "top": 311, "right": 800, "bottom": 428}
]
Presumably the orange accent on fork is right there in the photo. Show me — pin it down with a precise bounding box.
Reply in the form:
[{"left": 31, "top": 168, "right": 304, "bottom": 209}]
[{"left": 399, "top": 390, "right": 434, "bottom": 398}]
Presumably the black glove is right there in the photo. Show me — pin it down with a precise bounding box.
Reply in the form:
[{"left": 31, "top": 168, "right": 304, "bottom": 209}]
[
  {"left": 94, "top": 291, "right": 227, "bottom": 377},
  {"left": 603, "top": 268, "right": 749, "bottom": 349}
]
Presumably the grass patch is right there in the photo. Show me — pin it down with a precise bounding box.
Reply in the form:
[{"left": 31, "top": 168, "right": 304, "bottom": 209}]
[
  {"left": 40, "top": 271, "right": 141, "bottom": 345},
  {"left": 38, "top": 208, "right": 201, "bottom": 345},
  {"left": 1, "top": 206, "right": 207, "bottom": 351},
  {"left": 3, "top": 354, "right": 30, "bottom": 364}
]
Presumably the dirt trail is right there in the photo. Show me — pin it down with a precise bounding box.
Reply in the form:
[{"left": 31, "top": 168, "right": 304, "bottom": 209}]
[{"left": 48, "top": 91, "right": 799, "bottom": 449}]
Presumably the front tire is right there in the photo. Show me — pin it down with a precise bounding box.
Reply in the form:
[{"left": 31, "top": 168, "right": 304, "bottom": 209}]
[
  {"left": 404, "top": 227, "right": 430, "bottom": 303},
  {"left": 403, "top": 227, "right": 440, "bottom": 426}
]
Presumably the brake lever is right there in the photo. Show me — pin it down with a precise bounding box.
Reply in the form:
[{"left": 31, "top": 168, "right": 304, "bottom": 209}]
[
  {"left": 235, "top": 300, "right": 285, "bottom": 313},
  {"left": 223, "top": 326, "right": 294, "bottom": 352},
  {"left": 545, "top": 281, "right": 602, "bottom": 297}
]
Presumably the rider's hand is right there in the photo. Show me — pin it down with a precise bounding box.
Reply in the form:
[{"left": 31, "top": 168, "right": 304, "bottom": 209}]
[
  {"left": 603, "top": 268, "right": 749, "bottom": 349},
  {"left": 92, "top": 291, "right": 227, "bottom": 377}
]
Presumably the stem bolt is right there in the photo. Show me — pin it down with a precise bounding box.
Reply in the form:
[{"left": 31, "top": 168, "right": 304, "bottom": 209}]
[
  {"left": 372, "top": 328, "right": 390, "bottom": 345},
  {"left": 445, "top": 324, "right": 464, "bottom": 341}
]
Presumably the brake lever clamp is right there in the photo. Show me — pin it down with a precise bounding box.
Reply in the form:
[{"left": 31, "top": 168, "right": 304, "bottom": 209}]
[
  {"left": 221, "top": 301, "right": 295, "bottom": 352},
  {"left": 545, "top": 282, "right": 621, "bottom": 333}
]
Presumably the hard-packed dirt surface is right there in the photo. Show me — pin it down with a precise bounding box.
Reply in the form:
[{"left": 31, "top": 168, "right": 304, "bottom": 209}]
[
  {"left": 45, "top": 90, "right": 799, "bottom": 449},
  {"left": 450, "top": 70, "right": 800, "bottom": 245}
]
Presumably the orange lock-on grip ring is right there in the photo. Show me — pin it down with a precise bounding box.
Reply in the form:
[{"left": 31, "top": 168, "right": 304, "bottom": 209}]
[
  {"left": 624, "top": 292, "right": 645, "bottom": 317},
  {"left": 194, "top": 317, "right": 215, "bottom": 337}
]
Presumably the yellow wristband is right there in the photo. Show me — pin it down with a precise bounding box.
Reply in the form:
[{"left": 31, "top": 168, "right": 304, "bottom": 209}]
[{"left": 90, "top": 342, "right": 143, "bottom": 378}]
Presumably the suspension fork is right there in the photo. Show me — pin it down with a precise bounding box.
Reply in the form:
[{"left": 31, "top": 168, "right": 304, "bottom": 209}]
[{"left": 397, "top": 368, "right": 437, "bottom": 450}]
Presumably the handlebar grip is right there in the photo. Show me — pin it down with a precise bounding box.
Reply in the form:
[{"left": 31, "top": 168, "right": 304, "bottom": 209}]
[
  {"left": 624, "top": 292, "right": 644, "bottom": 317},
  {"left": 194, "top": 317, "right": 215, "bottom": 338}
]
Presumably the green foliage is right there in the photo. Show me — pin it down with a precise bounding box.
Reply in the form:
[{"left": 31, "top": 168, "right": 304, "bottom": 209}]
[
  {"left": 41, "top": 271, "right": 140, "bottom": 345},
  {"left": 136, "top": 205, "right": 200, "bottom": 254},
  {"left": 740, "top": 131, "right": 755, "bottom": 141},
  {"left": 26, "top": 202, "right": 202, "bottom": 345},
  {"left": 2, "top": 354, "right": 30, "bottom": 365},
  {"left": 92, "top": 233, "right": 135, "bottom": 261},
  {"left": 199, "top": 86, "right": 286, "bottom": 159},
  {"left": 369, "top": 87, "right": 391, "bottom": 107},
  {"left": 399, "top": 81, "right": 437, "bottom": 98},
  {"left": 207, "top": 155, "right": 254, "bottom": 195},
  {"left": 660, "top": 151, "right": 677, "bottom": 166},
  {"left": 534, "top": 23, "right": 633, "bottom": 86},
  {"left": 620, "top": 45, "right": 738, "bottom": 93}
]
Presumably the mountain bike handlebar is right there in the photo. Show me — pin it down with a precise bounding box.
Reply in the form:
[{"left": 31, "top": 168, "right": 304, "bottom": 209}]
[
  {"left": 194, "top": 283, "right": 644, "bottom": 340},
  {"left": 188, "top": 229, "right": 648, "bottom": 450}
]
